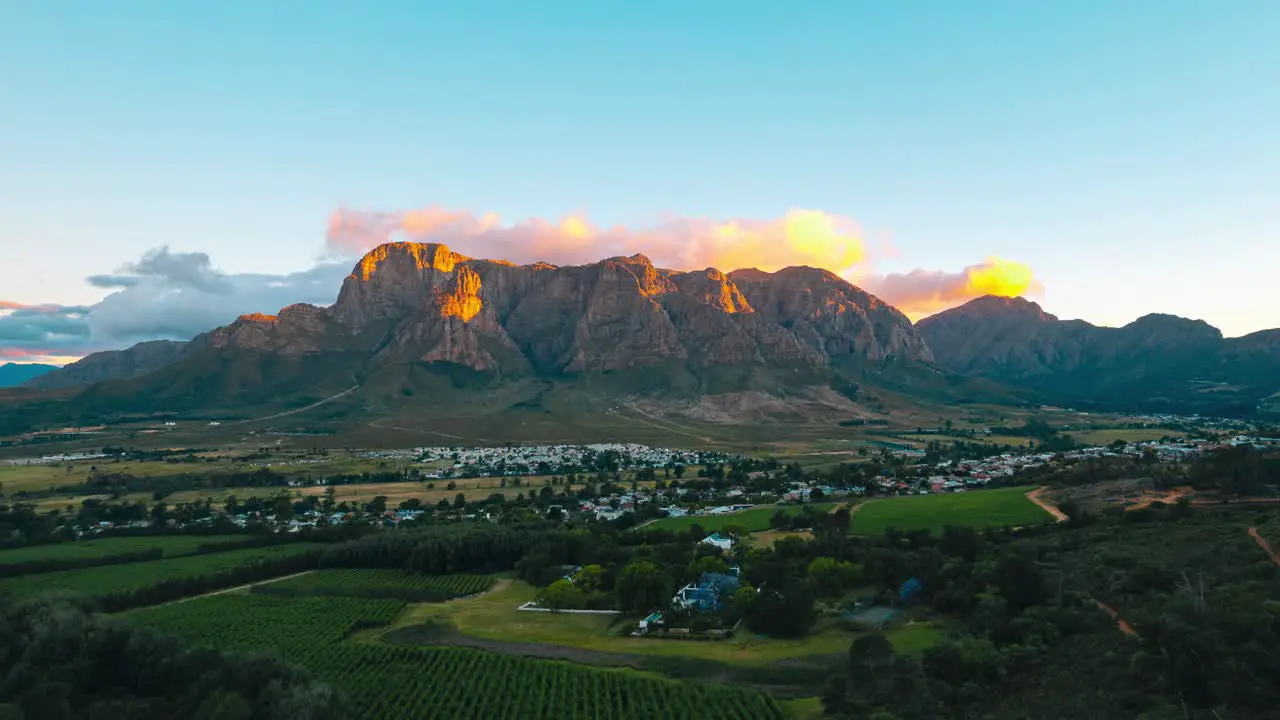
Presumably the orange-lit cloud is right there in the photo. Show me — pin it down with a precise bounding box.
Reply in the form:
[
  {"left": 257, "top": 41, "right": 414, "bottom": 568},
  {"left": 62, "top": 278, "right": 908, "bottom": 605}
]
[
  {"left": 863, "top": 257, "right": 1044, "bottom": 320},
  {"left": 330, "top": 205, "right": 1041, "bottom": 319},
  {"left": 327, "top": 206, "right": 869, "bottom": 276}
]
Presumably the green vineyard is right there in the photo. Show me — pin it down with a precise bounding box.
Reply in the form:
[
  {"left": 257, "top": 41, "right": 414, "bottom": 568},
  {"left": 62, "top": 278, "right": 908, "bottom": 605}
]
[
  {"left": 0, "top": 543, "right": 323, "bottom": 599},
  {"left": 258, "top": 568, "right": 495, "bottom": 601},
  {"left": 129, "top": 594, "right": 782, "bottom": 720},
  {"left": 0, "top": 534, "right": 247, "bottom": 564}
]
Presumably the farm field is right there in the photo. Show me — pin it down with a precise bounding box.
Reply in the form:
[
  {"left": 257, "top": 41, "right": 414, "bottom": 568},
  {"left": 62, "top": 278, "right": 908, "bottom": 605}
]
[
  {"left": 259, "top": 568, "right": 495, "bottom": 600},
  {"left": 1067, "top": 427, "right": 1177, "bottom": 445},
  {"left": 398, "top": 579, "right": 931, "bottom": 663},
  {"left": 643, "top": 503, "right": 837, "bottom": 534},
  {"left": 0, "top": 542, "right": 324, "bottom": 599},
  {"left": 128, "top": 593, "right": 783, "bottom": 720},
  {"left": 848, "top": 486, "right": 1053, "bottom": 535},
  {"left": 0, "top": 534, "right": 248, "bottom": 565}
]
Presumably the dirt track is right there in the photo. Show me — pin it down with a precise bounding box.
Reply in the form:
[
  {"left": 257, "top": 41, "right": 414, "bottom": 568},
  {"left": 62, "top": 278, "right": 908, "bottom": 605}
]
[
  {"left": 1095, "top": 601, "right": 1138, "bottom": 638},
  {"left": 1248, "top": 527, "right": 1280, "bottom": 567},
  {"left": 150, "top": 570, "right": 317, "bottom": 608},
  {"left": 1026, "top": 487, "right": 1068, "bottom": 523}
]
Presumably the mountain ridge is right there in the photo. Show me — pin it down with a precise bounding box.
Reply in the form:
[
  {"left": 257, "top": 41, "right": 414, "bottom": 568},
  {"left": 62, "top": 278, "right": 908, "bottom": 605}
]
[
  {"left": 917, "top": 295, "right": 1280, "bottom": 415},
  {"left": 7, "top": 242, "right": 964, "bottom": 432}
]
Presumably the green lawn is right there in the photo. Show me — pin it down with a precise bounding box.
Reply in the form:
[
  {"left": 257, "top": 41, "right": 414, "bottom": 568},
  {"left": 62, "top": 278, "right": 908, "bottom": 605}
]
[
  {"left": 402, "top": 579, "right": 932, "bottom": 665},
  {"left": 849, "top": 487, "right": 1051, "bottom": 535},
  {"left": 643, "top": 503, "right": 837, "bottom": 534}
]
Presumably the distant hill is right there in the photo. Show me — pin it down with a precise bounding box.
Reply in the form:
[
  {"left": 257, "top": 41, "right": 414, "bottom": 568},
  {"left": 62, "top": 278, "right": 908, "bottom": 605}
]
[
  {"left": 0, "top": 363, "right": 58, "bottom": 388},
  {"left": 24, "top": 340, "right": 190, "bottom": 390},
  {"left": 916, "top": 295, "right": 1280, "bottom": 416}
]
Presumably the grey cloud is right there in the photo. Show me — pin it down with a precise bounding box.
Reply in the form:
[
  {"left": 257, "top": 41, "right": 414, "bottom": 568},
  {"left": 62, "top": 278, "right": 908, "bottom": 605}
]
[{"left": 1, "top": 250, "right": 352, "bottom": 360}]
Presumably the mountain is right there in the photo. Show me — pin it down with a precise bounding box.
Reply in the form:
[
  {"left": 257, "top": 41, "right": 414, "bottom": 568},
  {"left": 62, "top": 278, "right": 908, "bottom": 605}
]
[
  {"left": 25, "top": 340, "right": 191, "bottom": 390},
  {"left": 917, "top": 295, "right": 1280, "bottom": 416},
  {"left": 0, "top": 363, "right": 58, "bottom": 388},
  {"left": 5, "top": 242, "right": 964, "bottom": 432}
]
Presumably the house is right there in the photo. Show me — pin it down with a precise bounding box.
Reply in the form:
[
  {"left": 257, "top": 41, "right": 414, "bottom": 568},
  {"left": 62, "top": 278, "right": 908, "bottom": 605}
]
[
  {"left": 664, "top": 507, "right": 688, "bottom": 518},
  {"left": 672, "top": 571, "right": 741, "bottom": 612},
  {"left": 701, "top": 533, "right": 734, "bottom": 551}
]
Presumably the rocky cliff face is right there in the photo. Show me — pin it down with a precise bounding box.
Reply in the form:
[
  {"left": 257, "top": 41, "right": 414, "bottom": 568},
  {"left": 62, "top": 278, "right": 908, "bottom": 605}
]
[
  {"left": 24, "top": 340, "right": 191, "bottom": 390},
  {"left": 200, "top": 242, "right": 930, "bottom": 378},
  {"left": 917, "top": 295, "right": 1279, "bottom": 415}
]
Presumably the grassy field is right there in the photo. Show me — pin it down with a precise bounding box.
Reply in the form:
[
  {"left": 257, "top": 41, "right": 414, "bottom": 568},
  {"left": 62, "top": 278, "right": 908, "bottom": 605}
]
[
  {"left": 643, "top": 503, "right": 838, "bottom": 534},
  {"left": 0, "top": 534, "right": 247, "bottom": 564},
  {"left": 128, "top": 593, "right": 783, "bottom": 720},
  {"left": 848, "top": 486, "right": 1052, "bottom": 535},
  {"left": 400, "top": 579, "right": 931, "bottom": 664},
  {"left": 0, "top": 543, "right": 323, "bottom": 599},
  {"left": 1067, "top": 428, "right": 1177, "bottom": 445}
]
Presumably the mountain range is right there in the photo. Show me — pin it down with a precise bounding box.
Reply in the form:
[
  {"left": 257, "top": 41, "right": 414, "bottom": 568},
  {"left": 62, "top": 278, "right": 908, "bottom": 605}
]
[
  {"left": 5, "top": 242, "right": 1278, "bottom": 434},
  {"left": 917, "top": 296, "right": 1280, "bottom": 417}
]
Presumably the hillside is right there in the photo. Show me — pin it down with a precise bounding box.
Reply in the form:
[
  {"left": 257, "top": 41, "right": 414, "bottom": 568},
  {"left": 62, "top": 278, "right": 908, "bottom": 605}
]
[
  {"left": 917, "top": 296, "right": 1280, "bottom": 416},
  {"left": 0, "top": 363, "right": 57, "bottom": 388}
]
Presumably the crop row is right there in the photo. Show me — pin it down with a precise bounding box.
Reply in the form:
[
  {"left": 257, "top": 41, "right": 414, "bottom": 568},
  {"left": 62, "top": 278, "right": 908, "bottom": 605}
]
[
  {"left": 129, "top": 594, "right": 781, "bottom": 720},
  {"left": 0, "top": 543, "right": 325, "bottom": 599},
  {"left": 0, "top": 534, "right": 247, "bottom": 565},
  {"left": 262, "top": 568, "right": 494, "bottom": 599}
]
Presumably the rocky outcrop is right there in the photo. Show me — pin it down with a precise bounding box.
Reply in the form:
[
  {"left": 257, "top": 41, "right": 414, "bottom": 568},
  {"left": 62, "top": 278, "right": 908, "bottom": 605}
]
[
  {"left": 229, "top": 242, "right": 927, "bottom": 376},
  {"left": 23, "top": 242, "right": 932, "bottom": 394}
]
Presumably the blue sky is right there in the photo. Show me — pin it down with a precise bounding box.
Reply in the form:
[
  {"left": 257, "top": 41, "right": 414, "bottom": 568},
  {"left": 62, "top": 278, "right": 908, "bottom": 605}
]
[{"left": 1, "top": 1, "right": 1277, "bottom": 362}]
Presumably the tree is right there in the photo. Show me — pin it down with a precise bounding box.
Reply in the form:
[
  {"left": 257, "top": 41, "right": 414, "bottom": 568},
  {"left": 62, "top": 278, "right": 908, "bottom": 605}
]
[
  {"left": 538, "top": 579, "right": 586, "bottom": 611},
  {"left": 849, "top": 633, "right": 895, "bottom": 685},
  {"left": 573, "top": 564, "right": 607, "bottom": 593},
  {"left": 272, "top": 495, "right": 293, "bottom": 522},
  {"left": 321, "top": 486, "right": 336, "bottom": 514},
  {"left": 617, "top": 561, "right": 673, "bottom": 613},
  {"left": 807, "top": 557, "right": 859, "bottom": 597},
  {"left": 365, "top": 496, "right": 388, "bottom": 515}
]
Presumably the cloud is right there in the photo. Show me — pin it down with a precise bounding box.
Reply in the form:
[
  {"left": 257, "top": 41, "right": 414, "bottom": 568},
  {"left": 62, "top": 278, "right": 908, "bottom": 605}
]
[
  {"left": 86, "top": 247, "right": 231, "bottom": 293},
  {"left": 327, "top": 206, "right": 869, "bottom": 276},
  {"left": 1, "top": 253, "right": 349, "bottom": 364},
  {"left": 863, "top": 257, "right": 1043, "bottom": 319}
]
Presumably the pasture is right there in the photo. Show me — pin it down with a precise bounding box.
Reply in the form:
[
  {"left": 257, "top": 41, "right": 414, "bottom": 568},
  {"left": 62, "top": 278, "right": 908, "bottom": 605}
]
[{"left": 848, "top": 486, "right": 1052, "bottom": 535}]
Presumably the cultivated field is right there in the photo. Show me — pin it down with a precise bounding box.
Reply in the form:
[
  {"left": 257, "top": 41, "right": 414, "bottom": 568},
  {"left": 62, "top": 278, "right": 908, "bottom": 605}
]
[
  {"left": 0, "top": 543, "right": 323, "bottom": 599},
  {"left": 848, "top": 486, "right": 1053, "bottom": 535},
  {"left": 0, "top": 534, "right": 247, "bottom": 565},
  {"left": 128, "top": 593, "right": 784, "bottom": 720},
  {"left": 259, "top": 569, "right": 495, "bottom": 600}
]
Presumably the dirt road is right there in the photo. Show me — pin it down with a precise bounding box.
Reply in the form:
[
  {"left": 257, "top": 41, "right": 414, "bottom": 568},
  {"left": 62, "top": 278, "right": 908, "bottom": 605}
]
[
  {"left": 1248, "top": 527, "right": 1280, "bottom": 568},
  {"left": 1095, "top": 601, "right": 1138, "bottom": 637},
  {"left": 1026, "top": 487, "right": 1068, "bottom": 523},
  {"left": 152, "top": 570, "right": 316, "bottom": 607},
  {"left": 244, "top": 387, "right": 359, "bottom": 423}
]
